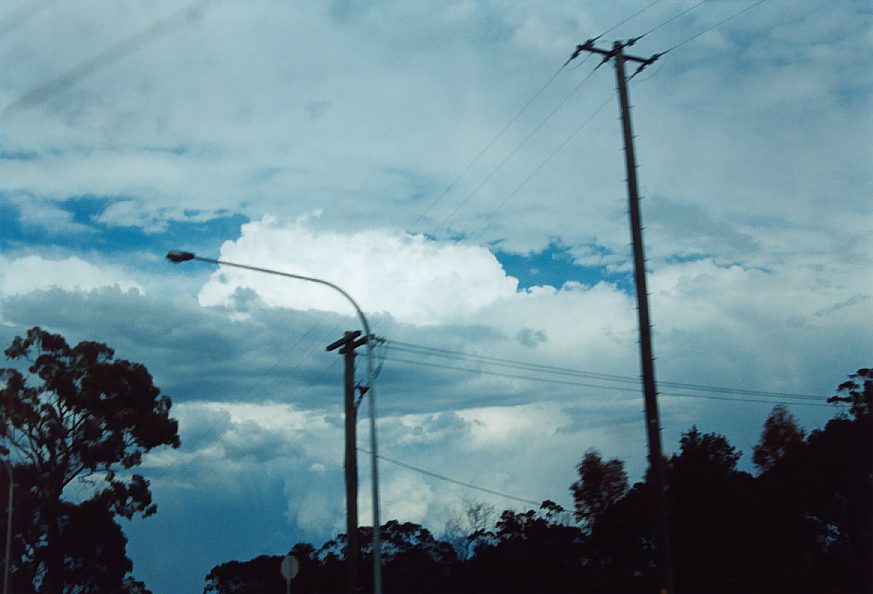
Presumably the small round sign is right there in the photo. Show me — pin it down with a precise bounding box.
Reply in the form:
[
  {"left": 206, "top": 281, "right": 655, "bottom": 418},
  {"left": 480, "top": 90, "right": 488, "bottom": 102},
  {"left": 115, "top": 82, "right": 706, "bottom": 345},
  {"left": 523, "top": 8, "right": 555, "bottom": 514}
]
[{"left": 280, "top": 555, "right": 299, "bottom": 580}]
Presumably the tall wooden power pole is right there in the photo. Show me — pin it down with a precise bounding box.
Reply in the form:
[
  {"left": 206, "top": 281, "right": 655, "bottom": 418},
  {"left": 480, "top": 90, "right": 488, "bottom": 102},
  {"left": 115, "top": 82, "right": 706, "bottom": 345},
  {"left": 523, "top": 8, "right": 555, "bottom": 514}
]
[
  {"left": 570, "top": 38, "right": 675, "bottom": 594},
  {"left": 327, "top": 330, "right": 369, "bottom": 594}
]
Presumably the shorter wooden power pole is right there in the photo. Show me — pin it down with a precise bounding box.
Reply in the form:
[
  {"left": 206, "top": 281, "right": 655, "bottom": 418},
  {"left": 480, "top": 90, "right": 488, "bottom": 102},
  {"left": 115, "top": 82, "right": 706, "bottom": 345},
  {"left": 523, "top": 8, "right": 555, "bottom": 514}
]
[{"left": 327, "top": 330, "right": 369, "bottom": 594}]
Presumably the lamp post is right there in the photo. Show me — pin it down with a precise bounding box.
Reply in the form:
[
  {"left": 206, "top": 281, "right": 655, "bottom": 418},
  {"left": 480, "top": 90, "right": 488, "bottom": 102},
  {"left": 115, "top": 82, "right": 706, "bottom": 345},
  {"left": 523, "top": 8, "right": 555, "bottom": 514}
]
[
  {"left": 2, "top": 459, "right": 12, "bottom": 594},
  {"left": 166, "top": 250, "right": 383, "bottom": 594}
]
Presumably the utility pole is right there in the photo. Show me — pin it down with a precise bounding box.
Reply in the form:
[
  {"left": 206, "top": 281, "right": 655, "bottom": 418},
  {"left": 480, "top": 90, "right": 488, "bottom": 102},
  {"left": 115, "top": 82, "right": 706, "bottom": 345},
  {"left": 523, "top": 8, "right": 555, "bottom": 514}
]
[
  {"left": 327, "top": 330, "right": 369, "bottom": 594},
  {"left": 569, "top": 38, "right": 675, "bottom": 594},
  {"left": 3, "top": 460, "right": 12, "bottom": 594}
]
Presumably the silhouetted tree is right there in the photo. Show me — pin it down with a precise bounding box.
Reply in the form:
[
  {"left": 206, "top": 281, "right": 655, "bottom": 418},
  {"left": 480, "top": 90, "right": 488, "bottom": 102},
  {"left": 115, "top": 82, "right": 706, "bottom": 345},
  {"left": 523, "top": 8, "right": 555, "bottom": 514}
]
[
  {"left": 444, "top": 500, "right": 496, "bottom": 560},
  {"left": 570, "top": 450, "right": 628, "bottom": 528},
  {"left": 828, "top": 367, "right": 872, "bottom": 418},
  {"left": 357, "top": 520, "right": 457, "bottom": 594},
  {"left": 204, "top": 554, "right": 286, "bottom": 594},
  {"left": 0, "top": 327, "right": 180, "bottom": 592},
  {"left": 667, "top": 427, "right": 757, "bottom": 594},
  {"left": 753, "top": 405, "right": 806, "bottom": 473},
  {"left": 200, "top": 368, "right": 873, "bottom": 594},
  {"left": 584, "top": 477, "right": 658, "bottom": 594},
  {"left": 466, "top": 501, "right": 584, "bottom": 594}
]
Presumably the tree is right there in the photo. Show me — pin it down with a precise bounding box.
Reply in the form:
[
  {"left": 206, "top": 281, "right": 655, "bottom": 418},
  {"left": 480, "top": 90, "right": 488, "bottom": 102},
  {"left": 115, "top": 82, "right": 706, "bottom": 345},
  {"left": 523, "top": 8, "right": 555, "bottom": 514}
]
[
  {"left": 355, "top": 521, "right": 457, "bottom": 594},
  {"left": 570, "top": 449, "right": 628, "bottom": 527},
  {"left": 828, "top": 367, "right": 872, "bottom": 419},
  {"left": 203, "top": 555, "right": 286, "bottom": 594},
  {"left": 753, "top": 405, "right": 806, "bottom": 473},
  {"left": 750, "top": 370, "right": 873, "bottom": 593},
  {"left": 0, "top": 327, "right": 180, "bottom": 592},
  {"left": 467, "top": 501, "right": 585, "bottom": 594},
  {"left": 667, "top": 427, "right": 755, "bottom": 594},
  {"left": 443, "top": 500, "right": 496, "bottom": 560}
]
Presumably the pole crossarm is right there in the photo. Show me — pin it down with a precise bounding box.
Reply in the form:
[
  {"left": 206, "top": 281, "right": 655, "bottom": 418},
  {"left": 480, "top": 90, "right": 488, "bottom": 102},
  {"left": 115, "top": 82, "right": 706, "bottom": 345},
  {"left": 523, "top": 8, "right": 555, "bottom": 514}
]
[
  {"left": 327, "top": 331, "right": 368, "bottom": 355},
  {"left": 566, "top": 38, "right": 662, "bottom": 78}
]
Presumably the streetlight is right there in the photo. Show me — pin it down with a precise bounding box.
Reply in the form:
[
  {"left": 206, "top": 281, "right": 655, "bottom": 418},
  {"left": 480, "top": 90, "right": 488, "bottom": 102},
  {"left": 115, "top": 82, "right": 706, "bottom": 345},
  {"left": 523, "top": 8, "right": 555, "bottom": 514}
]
[{"left": 166, "top": 250, "right": 383, "bottom": 594}]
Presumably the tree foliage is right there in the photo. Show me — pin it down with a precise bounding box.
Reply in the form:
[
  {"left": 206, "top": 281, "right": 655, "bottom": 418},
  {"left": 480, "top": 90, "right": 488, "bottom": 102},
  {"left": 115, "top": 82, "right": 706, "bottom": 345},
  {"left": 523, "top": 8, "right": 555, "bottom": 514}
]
[
  {"left": 1, "top": 327, "right": 179, "bottom": 593},
  {"left": 444, "top": 500, "right": 496, "bottom": 560},
  {"left": 753, "top": 405, "right": 806, "bottom": 472},
  {"left": 570, "top": 450, "right": 628, "bottom": 526},
  {"left": 203, "top": 368, "right": 872, "bottom": 594}
]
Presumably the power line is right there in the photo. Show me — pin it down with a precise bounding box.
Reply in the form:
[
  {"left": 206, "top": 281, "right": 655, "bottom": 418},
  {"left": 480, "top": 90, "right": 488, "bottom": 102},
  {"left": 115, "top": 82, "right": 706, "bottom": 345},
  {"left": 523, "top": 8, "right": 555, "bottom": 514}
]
[
  {"left": 358, "top": 447, "right": 542, "bottom": 507},
  {"left": 406, "top": 62, "right": 568, "bottom": 235},
  {"left": 427, "top": 63, "right": 602, "bottom": 238},
  {"left": 596, "top": 0, "right": 665, "bottom": 40},
  {"left": 467, "top": 92, "right": 614, "bottom": 240},
  {"left": 635, "top": 0, "right": 707, "bottom": 41},
  {"left": 388, "top": 341, "right": 640, "bottom": 385},
  {"left": 381, "top": 343, "right": 831, "bottom": 408},
  {"left": 229, "top": 311, "right": 333, "bottom": 404},
  {"left": 406, "top": 1, "right": 669, "bottom": 237},
  {"left": 383, "top": 354, "right": 831, "bottom": 408},
  {"left": 386, "top": 339, "right": 823, "bottom": 401},
  {"left": 662, "top": 0, "right": 767, "bottom": 54}
]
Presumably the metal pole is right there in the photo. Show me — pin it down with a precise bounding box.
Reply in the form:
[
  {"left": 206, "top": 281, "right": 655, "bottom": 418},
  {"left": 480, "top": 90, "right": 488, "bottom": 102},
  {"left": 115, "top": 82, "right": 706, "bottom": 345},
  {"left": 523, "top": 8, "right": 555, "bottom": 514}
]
[
  {"left": 3, "top": 460, "right": 12, "bottom": 594},
  {"left": 613, "top": 41, "right": 675, "bottom": 594},
  {"left": 166, "top": 251, "right": 383, "bottom": 594},
  {"left": 364, "top": 333, "right": 382, "bottom": 594}
]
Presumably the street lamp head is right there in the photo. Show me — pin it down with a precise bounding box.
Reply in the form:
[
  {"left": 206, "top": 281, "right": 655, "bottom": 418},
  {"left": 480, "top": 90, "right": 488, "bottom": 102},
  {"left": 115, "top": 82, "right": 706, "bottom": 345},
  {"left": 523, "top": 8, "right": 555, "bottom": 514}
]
[{"left": 166, "top": 250, "right": 196, "bottom": 263}]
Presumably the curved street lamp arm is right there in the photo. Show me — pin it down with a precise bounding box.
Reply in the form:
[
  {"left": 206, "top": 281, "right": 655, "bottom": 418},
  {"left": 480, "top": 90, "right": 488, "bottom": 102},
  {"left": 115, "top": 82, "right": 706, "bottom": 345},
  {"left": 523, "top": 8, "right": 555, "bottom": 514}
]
[
  {"left": 165, "top": 250, "right": 383, "bottom": 594},
  {"left": 186, "top": 254, "right": 373, "bottom": 348}
]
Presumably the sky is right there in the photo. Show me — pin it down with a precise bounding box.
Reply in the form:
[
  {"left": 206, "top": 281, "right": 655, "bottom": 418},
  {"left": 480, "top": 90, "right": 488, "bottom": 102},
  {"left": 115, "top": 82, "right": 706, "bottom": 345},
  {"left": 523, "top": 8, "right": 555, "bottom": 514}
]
[{"left": 0, "top": 0, "right": 871, "bottom": 592}]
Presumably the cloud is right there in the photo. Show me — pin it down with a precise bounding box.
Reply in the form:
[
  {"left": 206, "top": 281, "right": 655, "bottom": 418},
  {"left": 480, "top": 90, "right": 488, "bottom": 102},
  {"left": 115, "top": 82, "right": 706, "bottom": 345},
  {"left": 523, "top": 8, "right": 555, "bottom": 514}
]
[
  {"left": 0, "top": 254, "right": 142, "bottom": 296},
  {"left": 6, "top": 194, "right": 94, "bottom": 235},
  {"left": 516, "top": 326, "right": 547, "bottom": 348},
  {"left": 198, "top": 217, "right": 520, "bottom": 325}
]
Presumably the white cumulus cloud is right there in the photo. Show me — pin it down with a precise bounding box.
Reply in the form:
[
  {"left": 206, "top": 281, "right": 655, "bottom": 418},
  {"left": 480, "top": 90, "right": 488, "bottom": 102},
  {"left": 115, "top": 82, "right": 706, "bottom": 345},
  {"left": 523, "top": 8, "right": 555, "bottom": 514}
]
[
  {"left": 0, "top": 254, "right": 142, "bottom": 297},
  {"left": 198, "top": 216, "right": 520, "bottom": 325}
]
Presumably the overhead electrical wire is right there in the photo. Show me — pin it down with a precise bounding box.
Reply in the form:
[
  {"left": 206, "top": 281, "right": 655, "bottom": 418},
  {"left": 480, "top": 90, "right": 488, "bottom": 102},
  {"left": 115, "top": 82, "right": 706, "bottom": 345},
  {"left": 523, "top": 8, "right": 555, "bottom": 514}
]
[
  {"left": 595, "top": 0, "right": 665, "bottom": 41},
  {"left": 406, "top": 0, "right": 669, "bottom": 236},
  {"left": 661, "top": 0, "right": 768, "bottom": 55},
  {"left": 388, "top": 341, "right": 641, "bottom": 385},
  {"left": 386, "top": 339, "right": 827, "bottom": 402},
  {"left": 426, "top": 61, "right": 602, "bottom": 238},
  {"left": 229, "top": 312, "right": 334, "bottom": 404},
  {"left": 405, "top": 62, "right": 569, "bottom": 235},
  {"left": 466, "top": 92, "right": 614, "bottom": 240},
  {"left": 381, "top": 355, "right": 831, "bottom": 409},
  {"left": 358, "top": 447, "right": 542, "bottom": 507},
  {"left": 634, "top": 0, "right": 708, "bottom": 42}
]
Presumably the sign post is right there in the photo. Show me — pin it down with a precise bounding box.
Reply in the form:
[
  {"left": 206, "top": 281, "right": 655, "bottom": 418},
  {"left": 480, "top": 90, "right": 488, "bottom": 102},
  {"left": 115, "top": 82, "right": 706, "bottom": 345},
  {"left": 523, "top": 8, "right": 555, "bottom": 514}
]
[{"left": 280, "top": 555, "right": 299, "bottom": 594}]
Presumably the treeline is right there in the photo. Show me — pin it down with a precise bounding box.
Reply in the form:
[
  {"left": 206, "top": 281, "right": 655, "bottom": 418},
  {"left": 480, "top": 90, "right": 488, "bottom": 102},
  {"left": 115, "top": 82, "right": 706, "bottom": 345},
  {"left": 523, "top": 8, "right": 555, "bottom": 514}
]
[{"left": 205, "top": 369, "right": 872, "bottom": 594}]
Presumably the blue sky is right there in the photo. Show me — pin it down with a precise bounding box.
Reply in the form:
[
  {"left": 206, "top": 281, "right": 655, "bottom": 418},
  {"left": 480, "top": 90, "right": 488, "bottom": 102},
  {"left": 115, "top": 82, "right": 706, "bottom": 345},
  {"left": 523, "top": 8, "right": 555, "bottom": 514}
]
[{"left": 1, "top": 1, "right": 871, "bottom": 592}]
